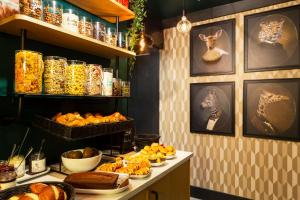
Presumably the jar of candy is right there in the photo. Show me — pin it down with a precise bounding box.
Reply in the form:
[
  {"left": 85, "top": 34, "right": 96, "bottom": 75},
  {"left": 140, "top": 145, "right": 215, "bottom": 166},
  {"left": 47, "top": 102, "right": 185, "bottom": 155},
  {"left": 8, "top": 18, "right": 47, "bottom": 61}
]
[
  {"left": 93, "top": 21, "right": 106, "bottom": 42},
  {"left": 20, "top": 0, "right": 43, "bottom": 20},
  {"left": 0, "top": 161, "right": 17, "bottom": 191},
  {"left": 65, "top": 60, "right": 86, "bottom": 95},
  {"left": 43, "top": 0, "right": 63, "bottom": 26},
  {"left": 86, "top": 64, "right": 103, "bottom": 95},
  {"left": 62, "top": 9, "right": 79, "bottom": 33},
  {"left": 102, "top": 68, "right": 113, "bottom": 96},
  {"left": 15, "top": 50, "right": 44, "bottom": 94},
  {"left": 79, "top": 16, "right": 93, "bottom": 38}
]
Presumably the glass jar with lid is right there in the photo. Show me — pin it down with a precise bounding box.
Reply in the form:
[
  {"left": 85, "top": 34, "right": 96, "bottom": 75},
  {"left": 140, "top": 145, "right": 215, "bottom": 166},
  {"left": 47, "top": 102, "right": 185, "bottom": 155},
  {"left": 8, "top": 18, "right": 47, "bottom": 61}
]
[
  {"left": 62, "top": 9, "right": 79, "bottom": 33},
  {"left": 20, "top": 0, "right": 43, "bottom": 20},
  {"left": 15, "top": 50, "right": 44, "bottom": 94},
  {"left": 113, "top": 78, "right": 122, "bottom": 96},
  {"left": 65, "top": 60, "right": 86, "bottom": 95},
  {"left": 102, "top": 68, "right": 113, "bottom": 96},
  {"left": 44, "top": 56, "right": 67, "bottom": 95},
  {"left": 117, "top": 32, "right": 128, "bottom": 49},
  {"left": 79, "top": 16, "right": 93, "bottom": 38},
  {"left": 0, "top": 160, "right": 17, "bottom": 191},
  {"left": 86, "top": 64, "right": 103, "bottom": 95},
  {"left": 122, "top": 81, "right": 130, "bottom": 96},
  {"left": 105, "top": 27, "right": 117, "bottom": 46},
  {"left": 43, "top": 0, "right": 63, "bottom": 26},
  {"left": 93, "top": 21, "right": 106, "bottom": 42}
]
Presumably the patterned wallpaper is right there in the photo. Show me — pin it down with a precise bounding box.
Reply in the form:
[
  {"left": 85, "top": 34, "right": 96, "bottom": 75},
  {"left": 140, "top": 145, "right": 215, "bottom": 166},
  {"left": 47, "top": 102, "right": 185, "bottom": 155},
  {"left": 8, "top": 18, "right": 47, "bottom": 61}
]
[{"left": 159, "top": 1, "right": 300, "bottom": 199}]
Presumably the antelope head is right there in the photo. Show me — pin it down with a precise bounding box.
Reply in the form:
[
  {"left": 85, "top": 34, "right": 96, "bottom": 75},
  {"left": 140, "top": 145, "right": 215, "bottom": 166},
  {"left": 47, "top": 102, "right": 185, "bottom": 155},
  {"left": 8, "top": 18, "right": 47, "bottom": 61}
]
[{"left": 199, "top": 29, "right": 223, "bottom": 50}]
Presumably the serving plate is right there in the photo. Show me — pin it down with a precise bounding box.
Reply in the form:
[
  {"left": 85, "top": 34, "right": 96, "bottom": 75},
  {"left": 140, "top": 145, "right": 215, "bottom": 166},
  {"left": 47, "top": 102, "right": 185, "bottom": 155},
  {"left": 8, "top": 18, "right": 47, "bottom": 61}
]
[
  {"left": 151, "top": 161, "right": 166, "bottom": 167},
  {"left": 129, "top": 171, "right": 151, "bottom": 179},
  {"left": 165, "top": 154, "right": 176, "bottom": 160},
  {"left": 17, "top": 167, "right": 51, "bottom": 183}
]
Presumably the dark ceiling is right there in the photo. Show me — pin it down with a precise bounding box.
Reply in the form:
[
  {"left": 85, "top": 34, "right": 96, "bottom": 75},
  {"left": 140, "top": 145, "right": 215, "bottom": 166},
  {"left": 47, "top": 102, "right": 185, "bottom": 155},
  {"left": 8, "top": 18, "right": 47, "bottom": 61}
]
[{"left": 148, "top": 0, "right": 243, "bottom": 19}]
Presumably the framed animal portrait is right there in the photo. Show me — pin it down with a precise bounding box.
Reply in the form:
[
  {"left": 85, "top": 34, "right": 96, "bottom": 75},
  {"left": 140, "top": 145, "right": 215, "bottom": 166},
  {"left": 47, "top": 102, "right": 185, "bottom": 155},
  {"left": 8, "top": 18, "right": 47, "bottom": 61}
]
[
  {"left": 243, "top": 79, "right": 300, "bottom": 141},
  {"left": 190, "top": 19, "right": 235, "bottom": 76},
  {"left": 244, "top": 6, "right": 300, "bottom": 72},
  {"left": 190, "top": 82, "right": 235, "bottom": 136}
]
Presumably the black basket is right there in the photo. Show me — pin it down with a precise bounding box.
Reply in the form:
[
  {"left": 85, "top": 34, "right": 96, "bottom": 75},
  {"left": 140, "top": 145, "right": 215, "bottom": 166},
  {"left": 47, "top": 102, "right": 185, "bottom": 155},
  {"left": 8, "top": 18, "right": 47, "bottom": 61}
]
[
  {"left": 0, "top": 182, "right": 75, "bottom": 200},
  {"left": 32, "top": 115, "right": 135, "bottom": 141},
  {"left": 134, "top": 134, "right": 160, "bottom": 151}
]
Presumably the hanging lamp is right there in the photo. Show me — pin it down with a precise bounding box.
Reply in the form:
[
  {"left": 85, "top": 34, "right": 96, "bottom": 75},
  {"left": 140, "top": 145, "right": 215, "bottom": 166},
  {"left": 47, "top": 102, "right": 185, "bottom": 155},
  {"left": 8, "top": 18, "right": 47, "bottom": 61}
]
[{"left": 176, "top": 0, "right": 192, "bottom": 33}]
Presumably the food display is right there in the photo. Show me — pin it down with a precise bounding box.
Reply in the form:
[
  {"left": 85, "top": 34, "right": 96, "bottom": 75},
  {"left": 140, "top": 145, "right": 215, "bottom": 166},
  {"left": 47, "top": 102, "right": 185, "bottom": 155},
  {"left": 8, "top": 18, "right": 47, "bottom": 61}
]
[
  {"left": 44, "top": 56, "right": 66, "bottom": 95},
  {"left": 62, "top": 9, "right": 79, "bottom": 33},
  {"left": 0, "top": 161, "right": 17, "bottom": 191},
  {"left": 105, "top": 27, "right": 117, "bottom": 46},
  {"left": 93, "top": 21, "right": 106, "bottom": 41},
  {"left": 79, "top": 16, "right": 93, "bottom": 38},
  {"left": 0, "top": 0, "right": 19, "bottom": 21},
  {"left": 64, "top": 147, "right": 99, "bottom": 159},
  {"left": 102, "top": 68, "right": 113, "bottom": 96},
  {"left": 20, "top": 0, "right": 42, "bottom": 20},
  {"left": 86, "top": 64, "right": 103, "bottom": 95},
  {"left": 8, "top": 182, "right": 68, "bottom": 200},
  {"left": 43, "top": 0, "right": 63, "bottom": 26},
  {"left": 8, "top": 155, "right": 25, "bottom": 178},
  {"left": 141, "top": 143, "right": 176, "bottom": 158},
  {"left": 65, "top": 60, "right": 86, "bottom": 95},
  {"left": 52, "top": 112, "right": 127, "bottom": 127},
  {"left": 113, "top": 78, "right": 122, "bottom": 96},
  {"left": 15, "top": 50, "right": 44, "bottom": 94}
]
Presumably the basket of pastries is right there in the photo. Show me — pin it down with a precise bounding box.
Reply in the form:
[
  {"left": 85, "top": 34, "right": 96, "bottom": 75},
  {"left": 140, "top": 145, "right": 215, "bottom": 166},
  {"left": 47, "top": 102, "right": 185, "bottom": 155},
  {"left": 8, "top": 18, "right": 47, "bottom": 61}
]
[{"left": 0, "top": 182, "right": 75, "bottom": 200}]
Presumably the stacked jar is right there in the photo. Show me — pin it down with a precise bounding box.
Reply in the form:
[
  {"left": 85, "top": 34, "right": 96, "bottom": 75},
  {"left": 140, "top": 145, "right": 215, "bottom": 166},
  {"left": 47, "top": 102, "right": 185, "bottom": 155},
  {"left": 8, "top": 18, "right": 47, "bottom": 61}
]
[
  {"left": 43, "top": 0, "right": 63, "bottom": 26},
  {"left": 15, "top": 50, "right": 44, "bottom": 94},
  {"left": 65, "top": 60, "right": 86, "bottom": 95},
  {"left": 44, "top": 56, "right": 67, "bottom": 94},
  {"left": 86, "top": 64, "right": 103, "bottom": 95},
  {"left": 20, "top": 0, "right": 43, "bottom": 20},
  {"left": 79, "top": 16, "right": 93, "bottom": 38},
  {"left": 62, "top": 9, "right": 79, "bottom": 33}
]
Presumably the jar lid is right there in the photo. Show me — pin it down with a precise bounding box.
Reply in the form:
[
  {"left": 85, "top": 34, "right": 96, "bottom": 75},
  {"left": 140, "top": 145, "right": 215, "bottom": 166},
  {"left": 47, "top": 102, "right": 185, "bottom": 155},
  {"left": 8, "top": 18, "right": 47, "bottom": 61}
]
[
  {"left": 67, "top": 60, "right": 86, "bottom": 65},
  {"left": 15, "top": 50, "right": 42, "bottom": 56},
  {"left": 44, "top": 56, "right": 67, "bottom": 61}
]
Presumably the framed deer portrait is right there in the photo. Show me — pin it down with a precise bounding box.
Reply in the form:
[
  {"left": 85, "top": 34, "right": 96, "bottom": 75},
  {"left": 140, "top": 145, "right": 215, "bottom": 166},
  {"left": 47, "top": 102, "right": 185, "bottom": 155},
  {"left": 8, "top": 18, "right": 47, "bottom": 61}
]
[
  {"left": 244, "top": 6, "right": 300, "bottom": 72},
  {"left": 243, "top": 79, "right": 300, "bottom": 141},
  {"left": 190, "top": 19, "right": 235, "bottom": 76},
  {"left": 190, "top": 82, "right": 235, "bottom": 136}
]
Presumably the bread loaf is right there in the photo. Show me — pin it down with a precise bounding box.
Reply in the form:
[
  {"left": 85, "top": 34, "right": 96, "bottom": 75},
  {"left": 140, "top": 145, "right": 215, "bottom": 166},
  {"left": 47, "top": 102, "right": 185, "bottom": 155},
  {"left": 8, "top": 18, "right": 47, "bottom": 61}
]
[{"left": 64, "top": 172, "right": 119, "bottom": 189}]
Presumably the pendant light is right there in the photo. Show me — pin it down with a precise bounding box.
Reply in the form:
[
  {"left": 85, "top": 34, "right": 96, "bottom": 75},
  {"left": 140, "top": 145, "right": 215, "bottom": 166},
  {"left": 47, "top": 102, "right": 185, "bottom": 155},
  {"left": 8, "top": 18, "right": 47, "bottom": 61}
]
[
  {"left": 176, "top": 0, "right": 192, "bottom": 33},
  {"left": 136, "top": 25, "right": 154, "bottom": 56}
]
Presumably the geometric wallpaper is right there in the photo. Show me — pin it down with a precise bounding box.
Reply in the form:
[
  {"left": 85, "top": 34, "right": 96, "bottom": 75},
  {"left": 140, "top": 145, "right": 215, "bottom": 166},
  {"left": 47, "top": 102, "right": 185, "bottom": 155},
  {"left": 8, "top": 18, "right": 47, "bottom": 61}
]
[{"left": 159, "top": 1, "right": 300, "bottom": 199}]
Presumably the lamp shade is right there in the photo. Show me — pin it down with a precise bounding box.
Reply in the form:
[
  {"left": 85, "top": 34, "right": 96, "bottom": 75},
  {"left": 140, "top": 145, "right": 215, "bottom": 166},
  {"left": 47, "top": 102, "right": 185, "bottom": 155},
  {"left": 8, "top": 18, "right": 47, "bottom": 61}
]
[{"left": 176, "top": 15, "right": 192, "bottom": 33}]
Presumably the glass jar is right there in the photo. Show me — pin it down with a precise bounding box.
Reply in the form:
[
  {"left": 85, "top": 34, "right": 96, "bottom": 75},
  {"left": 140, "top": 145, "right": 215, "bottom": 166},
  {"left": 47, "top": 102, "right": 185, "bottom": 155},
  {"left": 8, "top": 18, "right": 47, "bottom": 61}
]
[
  {"left": 29, "top": 152, "right": 46, "bottom": 175},
  {"left": 117, "top": 32, "right": 128, "bottom": 49},
  {"left": 102, "top": 68, "right": 113, "bottom": 96},
  {"left": 105, "top": 27, "right": 117, "bottom": 46},
  {"left": 44, "top": 56, "right": 67, "bottom": 94},
  {"left": 65, "top": 60, "right": 86, "bottom": 95},
  {"left": 8, "top": 155, "right": 25, "bottom": 178},
  {"left": 86, "top": 64, "right": 103, "bottom": 95},
  {"left": 43, "top": 0, "right": 63, "bottom": 26},
  {"left": 93, "top": 21, "right": 106, "bottom": 42},
  {"left": 15, "top": 50, "right": 44, "bottom": 94},
  {"left": 79, "top": 16, "right": 93, "bottom": 38},
  {"left": 122, "top": 81, "right": 130, "bottom": 96},
  {"left": 62, "top": 9, "right": 79, "bottom": 33},
  {"left": 113, "top": 78, "right": 122, "bottom": 96},
  {"left": 0, "top": 161, "right": 17, "bottom": 191},
  {"left": 20, "top": 0, "right": 43, "bottom": 20}
]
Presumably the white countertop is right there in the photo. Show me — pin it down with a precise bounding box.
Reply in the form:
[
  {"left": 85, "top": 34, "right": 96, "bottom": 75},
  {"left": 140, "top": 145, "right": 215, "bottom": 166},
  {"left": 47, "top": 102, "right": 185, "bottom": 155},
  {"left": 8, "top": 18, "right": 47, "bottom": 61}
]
[{"left": 22, "top": 150, "right": 193, "bottom": 200}]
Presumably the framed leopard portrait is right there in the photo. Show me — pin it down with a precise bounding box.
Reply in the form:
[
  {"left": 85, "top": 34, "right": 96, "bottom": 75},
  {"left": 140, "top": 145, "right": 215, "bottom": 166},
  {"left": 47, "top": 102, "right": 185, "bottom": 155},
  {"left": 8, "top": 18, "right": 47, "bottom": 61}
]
[{"left": 243, "top": 79, "right": 300, "bottom": 141}]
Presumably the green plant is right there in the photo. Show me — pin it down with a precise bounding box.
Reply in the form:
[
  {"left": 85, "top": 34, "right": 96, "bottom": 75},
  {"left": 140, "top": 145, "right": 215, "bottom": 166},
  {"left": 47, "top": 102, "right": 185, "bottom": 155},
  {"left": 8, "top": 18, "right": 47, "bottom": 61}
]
[{"left": 128, "top": 0, "right": 147, "bottom": 77}]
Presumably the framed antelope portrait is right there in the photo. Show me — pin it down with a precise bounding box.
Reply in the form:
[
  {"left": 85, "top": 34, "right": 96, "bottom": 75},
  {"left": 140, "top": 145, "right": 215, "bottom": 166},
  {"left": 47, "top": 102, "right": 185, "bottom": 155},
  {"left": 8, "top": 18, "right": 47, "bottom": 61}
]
[
  {"left": 245, "top": 6, "right": 300, "bottom": 72},
  {"left": 190, "top": 82, "right": 235, "bottom": 136},
  {"left": 190, "top": 19, "right": 235, "bottom": 76},
  {"left": 243, "top": 79, "right": 300, "bottom": 141}
]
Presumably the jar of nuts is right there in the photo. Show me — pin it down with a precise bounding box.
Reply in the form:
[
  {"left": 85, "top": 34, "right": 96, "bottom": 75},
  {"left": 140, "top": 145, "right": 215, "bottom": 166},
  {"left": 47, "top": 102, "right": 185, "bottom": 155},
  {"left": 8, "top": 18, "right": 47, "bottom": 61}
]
[
  {"left": 15, "top": 50, "right": 44, "bottom": 94},
  {"left": 44, "top": 56, "right": 67, "bottom": 95},
  {"left": 105, "top": 27, "right": 117, "bottom": 46},
  {"left": 62, "top": 9, "right": 79, "bottom": 33},
  {"left": 65, "top": 60, "right": 86, "bottom": 95},
  {"left": 20, "top": 0, "right": 43, "bottom": 20},
  {"left": 93, "top": 21, "right": 106, "bottom": 42},
  {"left": 79, "top": 16, "right": 93, "bottom": 38},
  {"left": 86, "top": 64, "right": 103, "bottom": 95},
  {"left": 43, "top": 0, "right": 63, "bottom": 26}
]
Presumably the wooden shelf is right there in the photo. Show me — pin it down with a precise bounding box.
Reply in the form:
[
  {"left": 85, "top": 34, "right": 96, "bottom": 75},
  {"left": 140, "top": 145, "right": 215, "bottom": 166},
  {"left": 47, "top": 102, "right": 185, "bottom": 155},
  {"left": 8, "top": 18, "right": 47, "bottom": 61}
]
[
  {"left": 0, "top": 14, "right": 135, "bottom": 58},
  {"left": 15, "top": 93, "right": 130, "bottom": 100},
  {"left": 65, "top": 0, "right": 135, "bottom": 23}
]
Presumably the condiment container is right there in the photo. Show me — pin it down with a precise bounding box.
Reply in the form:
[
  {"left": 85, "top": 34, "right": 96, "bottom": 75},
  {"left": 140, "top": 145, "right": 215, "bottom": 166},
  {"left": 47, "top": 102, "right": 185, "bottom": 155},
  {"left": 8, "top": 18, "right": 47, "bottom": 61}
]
[
  {"left": 93, "top": 21, "right": 106, "bottom": 42},
  {"left": 105, "top": 27, "right": 117, "bottom": 46},
  {"left": 122, "top": 81, "right": 130, "bottom": 96},
  {"left": 29, "top": 152, "right": 46, "bottom": 175},
  {"left": 15, "top": 50, "right": 44, "bottom": 94},
  {"left": 44, "top": 56, "right": 67, "bottom": 95},
  {"left": 102, "top": 68, "right": 113, "bottom": 96},
  {"left": 8, "top": 155, "right": 25, "bottom": 178},
  {"left": 113, "top": 78, "right": 122, "bottom": 96},
  {"left": 79, "top": 16, "right": 93, "bottom": 38},
  {"left": 62, "top": 9, "right": 79, "bottom": 33},
  {"left": 0, "top": 161, "right": 17, "bottom": 191},
  {"left": 43, "top": 0, "right": 63, "bottom": 26},
  {"left": 20, "top": 0, "right": 43, "bottom": 20},
  {"left": 65, "top": 60, "right": 86, "bottom": 95},
  {"left": 117, "top": 32, "right": 128, "bottom": 49},
  {"left": 86, "top": 64, "right": 103, "bottom": 95}
]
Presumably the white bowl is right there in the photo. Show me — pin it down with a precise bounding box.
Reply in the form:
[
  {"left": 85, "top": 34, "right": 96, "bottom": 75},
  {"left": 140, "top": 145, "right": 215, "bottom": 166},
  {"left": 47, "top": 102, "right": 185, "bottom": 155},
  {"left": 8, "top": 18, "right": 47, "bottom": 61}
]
[{"left": 61, "top": 149, "right": 102, "bottom": 173}]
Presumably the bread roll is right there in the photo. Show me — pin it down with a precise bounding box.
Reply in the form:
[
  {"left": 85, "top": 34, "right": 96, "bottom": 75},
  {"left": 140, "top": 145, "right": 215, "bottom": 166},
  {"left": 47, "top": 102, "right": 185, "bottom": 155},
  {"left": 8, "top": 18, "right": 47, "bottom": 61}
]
[
  {"left": 19, "top": 193, "right": 39, "bottom": 200},
  {"left": 38, "top": 186, "right": 56, "bottom": 200},
  {"left": 30, "top": 183, "right": 48, "bottom": 194},
  {"left": 8, "top": 196, "right": 21, "bottom": 200}
]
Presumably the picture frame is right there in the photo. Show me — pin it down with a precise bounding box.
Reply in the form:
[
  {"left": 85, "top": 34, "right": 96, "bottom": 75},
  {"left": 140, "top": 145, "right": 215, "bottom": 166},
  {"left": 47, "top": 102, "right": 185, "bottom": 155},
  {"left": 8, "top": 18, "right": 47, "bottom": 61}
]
[
  {"left": 243, "top": 79, "right": 300, "bottom": 141},
  {"left": 244, "top": 5, "right": 300, "bottom": 72},
  {"left": 190, "top": 82, "right": 235, "bottom": 136},
  {"left": 190, "top": 19, "right": 235, "bottom": 76}
]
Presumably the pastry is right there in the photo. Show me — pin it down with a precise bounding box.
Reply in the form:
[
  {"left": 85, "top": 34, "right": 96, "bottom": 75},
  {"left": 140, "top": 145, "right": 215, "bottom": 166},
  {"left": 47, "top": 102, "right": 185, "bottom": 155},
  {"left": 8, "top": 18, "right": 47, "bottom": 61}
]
[{"left": 30, "top": 183, "right": 48, "bottom": 194}]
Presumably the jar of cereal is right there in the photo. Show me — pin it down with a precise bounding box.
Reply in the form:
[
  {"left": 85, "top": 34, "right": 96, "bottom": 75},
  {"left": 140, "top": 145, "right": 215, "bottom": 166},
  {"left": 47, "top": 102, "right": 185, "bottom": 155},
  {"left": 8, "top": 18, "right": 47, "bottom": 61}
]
[
  {"left": 15, "top": 50, "right": 44, "bottom": 94},
  {"left": 65, "top": 60, "right": 86, "bottom": 95},
  {"left": 86, "top": 64, "right": 103, "bottom": 95},
  {"left": 62, "top": 9, "right": 79, "bottom": 33},
  {"left": 20, "top": 0, "right": 43, "bottom": 20},
  {"left": 79, "top": 16, "right": 93, "bottom": 38},
  {"left": 44, "top": 56, "right": 67, "bottom": 94},
  {"left": 43, "top": 0, "right": 63, "bottom": 26}
]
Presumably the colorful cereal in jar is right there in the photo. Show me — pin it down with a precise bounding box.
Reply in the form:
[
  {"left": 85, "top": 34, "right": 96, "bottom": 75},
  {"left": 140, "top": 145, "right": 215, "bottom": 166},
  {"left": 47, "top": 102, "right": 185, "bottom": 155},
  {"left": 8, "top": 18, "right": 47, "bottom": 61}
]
[
  {"left": 65, "top": 60, "right": 86, "bottom": 95},
  {"left": 86, "top": 64, "right": 102, "bottom": 95},
  {"left": 15, "top": 50, "right": 44, "bottom": 94},
  {"left": 44, "top": 56, "right": 67, "bottom": 94}
]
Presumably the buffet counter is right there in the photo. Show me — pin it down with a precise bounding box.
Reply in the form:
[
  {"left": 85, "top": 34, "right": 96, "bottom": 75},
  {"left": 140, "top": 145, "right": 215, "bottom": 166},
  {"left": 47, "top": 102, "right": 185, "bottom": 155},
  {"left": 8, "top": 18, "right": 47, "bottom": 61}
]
[{"left": 26, "top": 150, "right": 193, "bottom": 200}]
